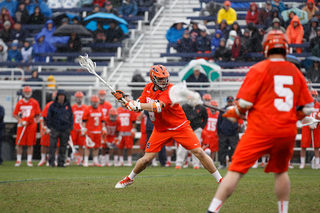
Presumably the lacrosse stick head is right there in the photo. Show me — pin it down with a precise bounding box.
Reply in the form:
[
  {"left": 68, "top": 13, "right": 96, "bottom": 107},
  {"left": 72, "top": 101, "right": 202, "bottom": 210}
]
[
  {"left": 86, "top": 135, "right": 95, "bottom": 148},
  {"left": 169, "top": 84, "right": 202, "bottom": 107},
  {"left": 79, "top": 54, "right": 96, "bottom": 74},
  {"left": 296, "top": 116, "right": 316, "bottom": 128}
]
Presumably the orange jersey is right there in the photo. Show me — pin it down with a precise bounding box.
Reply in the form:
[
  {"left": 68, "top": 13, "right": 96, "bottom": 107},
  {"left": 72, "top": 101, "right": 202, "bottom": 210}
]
[
  {"left": 99, "top": 101, "right": 112, "bottom": 118},
  {"left": 42, "top": 101, "right": 53, "bottom": 118},
  {"left": 204, "top": 111, "right": 219, "bottom": 134},
  {"left": 140, "top": 113, "right": 147, "bottom": 134},
  {"left": 82, "top": 105, "right": 105, "bottom": 133},
  {"left": 105, "top": 116, "right": 121, "bottom": 137},
  {"left": 72, "top": 104, "right": 87, "bottom": 130},
  {"left": 236, "top": 59, "right": 313, "bottom": 137},
  {"left": 117, "top": 107, "right": 137, "bottom": 132},
  {"left": 13, "top": 98, "right": 41, "bottom": 124},
  {"left": 138, "top": 83, "right": 188, "bottom": 132}
]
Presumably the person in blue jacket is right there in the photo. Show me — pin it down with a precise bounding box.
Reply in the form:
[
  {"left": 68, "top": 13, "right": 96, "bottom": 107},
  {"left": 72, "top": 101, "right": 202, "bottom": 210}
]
[
  {"left": 32, "top": 33, "right": 56, "bottom": 62},
  {"left": 166, "top": 22, "right": 186, "bottom": 43},
  {"left": 46, "top": 90, "right": 73, "bottom": 167},
  {"left": 7, "top": 40, "right": 22, "bottom": 63},
  {"left": 26, "top": 0, "right": 52, "bottom": 18},
  {"left": 211, "top": 29, "right": 223, "bottom": 53},
  {"left": 0, "top": 0, "right": 18, "bottom": 17},
  {"left": 36, "top": 20, "right": 69, "bottom": 46},
  {"left": 119, "top": 0, "right": 138, "bottom": 17}
]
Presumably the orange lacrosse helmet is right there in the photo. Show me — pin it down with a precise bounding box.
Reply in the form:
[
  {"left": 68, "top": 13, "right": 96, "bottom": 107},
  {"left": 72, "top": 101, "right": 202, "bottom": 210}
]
[
  {"left": 23, "top": 86, "right": 32, "bottom": 98},
  {"left": 74, "top": 91, "right": 84, "bottom": 97},
  {"left": 210, "top": 100, "right": 218, "bottom": 106},
  {"left": 23, "top": 86, "right": 32, "bottom": 92},
  {"left": 311, "top": 89, "right": 318, "bottom": 96},
  {"left": 98, "top": 89, "right": 106, "bottom": 95},
  {"left": 149, "top": 65, "right": 170, "bottom": 91},
  {"left": 109, "top": 108, "right": 118, "bottom": 116},
  {"left": 263, "top": 29, "right": 289, "bottom": 57},
  {"left": 90, "top": 95, "right": 99, "bottom": 102},
  {"left": 203, "top": 93, "right": 212, "bottom": 101}
]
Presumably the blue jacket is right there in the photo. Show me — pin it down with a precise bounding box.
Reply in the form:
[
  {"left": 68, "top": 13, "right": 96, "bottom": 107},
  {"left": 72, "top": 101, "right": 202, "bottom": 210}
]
[
  {"left": 211, "top": 29, "right": 223, "bottom": 53},
  {"left": 166, "top": 27, "right": 186, "bottom": 43},
  {"left": 271, "top": 0, "right": 286, "bottom": 13},
  {"left": 7, "top": 49, "right": 22, "bottom": 62},
  {"left": 0, "top": 0, "right": 18, "bottom": 17},
  {"left": 10, "top": 28, "right": 28, "bottom": 42},
  {"left": 119, "top": 0, "right": 138, "bottom": 16},
  {"left": 217, "top": 105, "right": 239, "bottom": 136},
  {"left": 26, "top": 0, "right": 52, "bottom": 18},
  {"left": 195, "top": 35, "right": 211, "bottom": 52},
  {"left": 46, "top": 90, "right": 73, "bottom": 131},
  {"left": 35, "top": 20, "right": 69, "bottom": 45},
  {"left": 32, "top": 33, "right": 56, "bottom": 62}
]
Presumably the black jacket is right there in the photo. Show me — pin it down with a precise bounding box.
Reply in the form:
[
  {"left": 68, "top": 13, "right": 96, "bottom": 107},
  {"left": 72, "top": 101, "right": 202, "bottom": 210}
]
[
  {"left": 46, "top": 90, "right": 73, "bottom": 131},
  {"left": 217, "top": 105, "right": 239, "bottom": 136},
  {"left": 195, "top": 35, "right": 212, "bottom": 52},
  {"left": 213, "top": 45, "right": 231, "bottom": 62},
  {"left": 177, "top": 37, "right": 196, "bottom": 53},
  {"left": 106, "top": 26, "right": 124, "bottom": 42},
  {"left": 182, "top": 104, "right": 208, "bottom": 130}
]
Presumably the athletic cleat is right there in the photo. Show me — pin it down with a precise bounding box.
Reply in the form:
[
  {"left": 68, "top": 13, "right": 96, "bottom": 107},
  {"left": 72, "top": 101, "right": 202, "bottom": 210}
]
[
  {"left": 15, "top": 161, "right": 21, "bottom": 167},
  {"left": 106, "top": 162, "right": 113, "bottom": 167},
  {"left": 252, "top": 161, "right": 258, "bottom": 168},
  {"left": 125, "top": 162, "right": 133, "bottom": 166},
  {"left": 38, "top": 160, "right": 46, "bottom": 166},
  {"left": 183, "top": 161, "right": 189, "bottom": 168},
  {"left": 114, "top": 162, "right": 124, "bottom": 167},
  {"left": 217, "top": 165, "right": 226, "bottom": 169},
  {"left": 115, "top": 176, "right": 133, "bottom": 188},
  {"left": 83, "top": 162, "right": 89, "bottom": 167},
  {"left": 46, "top": 162, "right": 49, "bottom": 166},
  {"left": 93, "top": 162, "right": 102, "bottom": 167},
  {"left": 152, "top": 162, "right": 158, "bottom": 167},
  {"left": 194, "top": 166, "right": 199, "bottom": 170},
  {"left": 261, "top": 162, "right": 265, "bottom": 168},
  {"left": 288, "top": 164, "right": 294, "bottom": 169},
  {"left": 27, "top": 161, "right": 33, "bottom": 167},
  {"left": 64, "top": 160, "right": 71, "bottom": 166},
  {"left": 165, "top": 162, "right": 171, "bottom": 167},
  {"left": 175, "top": 165, "right": 181, "bottom": 170},
  {"left": 299, "top": 163, "right": 305, "bottom": 169}
]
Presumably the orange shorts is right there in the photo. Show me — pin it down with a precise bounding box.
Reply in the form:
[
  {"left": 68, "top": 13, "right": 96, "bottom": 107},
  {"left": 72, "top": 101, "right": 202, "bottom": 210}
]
[
  {"left": 101, "top": 136, "right": 116, "bottom": 148},
  {"left": 229, "top": 133, "right": 296, "bottom": 174},
  {"left": 16, "top": 124, "right": 37, "bottom": 146},
  {"left": 86, "top": 133, "right": 101, "bottom": 149},
  {"left": 117, "top": 136, "right": 133, "bottom": 149},
  {"left": 40, "top": 134, "right": 60, "bottom": 147},
  {"left": 301, "top": 126, "right": 320, "bottom": 148},
  {"left": 70, "top": 129, "right": 85, "bottom": 146},
  {"left": 139, "top": 132, "right": 147, "bottom": 150},
  {"left": 203, "top": 136, "right": 219, "bottom": 152},
  {"left": 165, "top": 139, "right": 175, "bottom": 146},
  {"left": 145, "top": 123, "right": 201, "bottom": 153}
]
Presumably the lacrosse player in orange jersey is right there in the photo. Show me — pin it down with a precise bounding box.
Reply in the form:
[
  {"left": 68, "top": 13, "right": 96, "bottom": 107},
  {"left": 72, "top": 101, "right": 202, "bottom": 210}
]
[
  {"left": 207, "top": 30, "right": 314, "bottom": 213},
  {"left": 201, "top": 100, "right": 220, "bottom": 161},
  {"left": 113, "top": 64, "right": 222, "bottom": 189},
  {"left": 69, "top": 91, "right": 87, "bottom": 165},
  {"left": 102, "top": 108, "right": 121, "bottom": 166},
  {"left": 81, "top": 95, "right": 106, "bottom": 167},
  {"left": 116, "top": 104, "right": 137, "bottom": 166},
  {"left": 299, "top": 89, "right": 320, "bottom": 169},
  {"left": 13, "top": 86, "right": 41, "bottom": 167}
]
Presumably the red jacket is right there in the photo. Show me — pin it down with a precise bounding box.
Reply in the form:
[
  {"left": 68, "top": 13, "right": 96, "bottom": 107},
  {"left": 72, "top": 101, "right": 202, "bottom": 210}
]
[{"left": 246, "top": 3, "right": 259, "bottom": 24}]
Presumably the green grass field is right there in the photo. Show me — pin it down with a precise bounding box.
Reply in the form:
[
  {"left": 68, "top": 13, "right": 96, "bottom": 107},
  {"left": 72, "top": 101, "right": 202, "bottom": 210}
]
[{"left": 1, "top": 161, "right": 320, "bottom": 213}]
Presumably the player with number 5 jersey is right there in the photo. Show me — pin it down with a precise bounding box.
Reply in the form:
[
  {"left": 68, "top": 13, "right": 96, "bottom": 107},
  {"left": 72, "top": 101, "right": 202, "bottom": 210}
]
[
  {"left": 112, "top": 64, "right": 222, "bottom": 189},
  {"left": 207, "top": 30, "right": 314, "bottom": 213}
]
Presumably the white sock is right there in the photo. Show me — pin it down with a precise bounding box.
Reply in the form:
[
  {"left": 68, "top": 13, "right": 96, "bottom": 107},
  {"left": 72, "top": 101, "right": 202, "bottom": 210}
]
[
  {"left": 167, "top": 156, "right": 171, "bottom": 163},
  {"left": 208, "top": 198, "right": 223, "bottom": 212},
  {"left": 300, "top": 157, "right": 305, "bottom": 164},
  {"left": 93, "top": 156, "right": 99, "bottom": 163},
  {"left": 84, "top": 156, "right": 89, "bottom": 164},
  {"left": 152, "top": 158, "right": 157, "bottom": 164},
  {"left": 114, "top": 155, "right": 118, "bottom": 164},
  {"left": 55, "top": 155, "right": 58, "bottom": 161},
  {"left": 262, "top": 156, "right": 266, "bottom": 164},
  {"left": 67, "top": 157, "right": 71, "bottom": 162},
  {"left": 17, "top": 154, "right": 22, "bottom": 162},
  {"left": 128, "top": 171, "right": 137, "bottom": 180},
  {"left": 186, "top": 156, "right": 191, "bottom": 163},
  {"left": 316, "top": 157, "right": 320, "bottom": 165},
  {"left": 128, "top": 156, "right": 132, "bottom": 163},
  {"left": 41, "top": 153, "right": 46, "bottom": 161},
  {"left": 27, "top": 154, "right": 32, "bottom": 162},
  {"left": 119, "top": 156, "right": 124, "bottom": 164},
  {"left": 106, "top": 154, "right": 110, "bottom": 163},
  {"left": 278, "top": 201, "right": 288, "bottom": 213},
  {"left": 211, "top": 170, "right": 223, "bottom": 183}
]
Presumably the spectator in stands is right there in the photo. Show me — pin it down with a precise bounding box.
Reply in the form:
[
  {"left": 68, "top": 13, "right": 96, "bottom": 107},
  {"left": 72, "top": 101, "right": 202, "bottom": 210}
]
[
  {"left": 189, "top": 22, "right": 202, "bottom": 40},
  {"left": 257, "top": 27, "right": 265, "bottom": 52},
  {"left": 286, "top": 15, "right": 304, "bottom": 53},
  {"left": 106, "top": 21, "right": 125, "bottom": 43},
  {"left": 36, "top": 20, "right": 69, "bottom": 46},
  {"left": 119, "top": 0, "right": 138, "bottom": 17},
  {"left": 217, "top": 19, "right": 230, "bottom": 40},
  {"left": 211, "top": 29, "right": 223, "bottom": 53},
  {"left": 231, "top": 36, "right": 246, "bottom": 62},
  {"left": 311, "top": 39, "right": 320, "bottom": 56},
  {"left": 130, "top": 69, "right": 145, "bottom": 99},
  {"left": 305, "top": 17, "right": 319, "bottom": 42},
  {"left": 217, "top": 0, "right": 237, "bottom": 25},
  {"left": 25, "top": 70, "right": 43, "bottom": 87},
  {"left": 241, "top": 28, "right": 251, "bottom": 48},
  {"left": 230, "top": 21, "right": 242, "bottom": 37},
  {"left": 166, "top": 22, "right": 185, "bottom": 43},
  {"left": 258, "top": 0, "right": 272, "bottom": 25},
  {"left": 0, "top": 20, "right": 12, "bottom": 42},
  {"left": 309, "top": 27, "right": 320, "bottom": 50},
  {"left": 7, "top": 40, "right": 22, "bottom": 62},
  {"left": 104, "top": 1, "right": 119, "bottom": 16},
  {"left": 47, "top": 74, "right": 55, "bottom": 89},
  {"left": 245, "top": 2, "right": 259, "bottom": 25},
  {"left": 15, "top": 2, "right": 29, "bottom": 25},
  {"left": 195, "top": 29, "right": 211, "bottom": 59},
  {"left": 265, "top": 7, "right": 284, "bottom": 29},
  {"left": 65, "top": 33, "right": 81, "bottom": 61},
  {"left": 213, "top": 38, "right": 231, "bottom": 62},
  {"left": 306, "top": 60, "right": 320, "bottom": 82},
  {"left": 0, "top": 11, "right": 15, "bottom": 30},
  {"left": 186, "top": 65, "right": 209, "bottom": 96},
  {"left": 27, "top": 6, "right": 45, "bottom": 25},
  {"left": 177, "top": 30, "right": 196, "bottom": 62},
  {"left": 315, "top": 10, "right": 320, "bottom": 19},
  {"left": 88, "top": 4, "right": 100, "bottom": 16},
  {"left": 0, "top": 38, "right": 8, "bottom": 61},
  {"left": 10, "top": 22, "right": 27, "bottom": 43},
  {"left": 93, "top": 22, "right": 107, "bottom": 52},
  {"left": 247, "top": 22, "right": 261, "bottom": 53},
  {"left": 271, "top": 0, "right": 286, "bottom": 14},
  {"left": 71, "top": 17, "right": 80, "bottom": 25},
  {"left": 32, "top": 33, "right": 56, "bottom": 62},
  {"left": 200, "top": 1, "right": 224, "bottom": 25},
  {"left": 0, "top": 0, "right": 18, "bottom": 17},
  {"left": 93, "top": 0, "right": 106, "bottom": 7},
  {"left": 26, "top": 0, "right": 52, "bottom": 19},
  {"left": 302, "top": 0, "right": 319, "bottom": 21},
  {"left": 137, "top": 0, "right": 155, "bottom": 21},
  {"left": 266, "top": 17, "right": 286, "bottom": 33},
  {"left": 226, "top": 30, "right": 237, "bottom": 49},
  {"left": 21, "top": 40, "right": 32, "bottom": 63},
  {"left": 284, "top": 11, "right": 295, "bottom": 28}
]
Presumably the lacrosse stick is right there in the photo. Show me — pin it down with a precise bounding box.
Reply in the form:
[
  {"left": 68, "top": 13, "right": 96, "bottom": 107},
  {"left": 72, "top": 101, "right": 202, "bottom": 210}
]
[
  {"left": 68, "top": 136, "right": 81, "bottom": 159},
  {"left": 311, "top": 130, "right": 316, "bottom": 169},
  {"left": 296, "top": 116, "right": 320, "bottom": 128},
  {"left": 17, "top": 125, "right": 26, "bottom": 146},
  {"left": 78, "top": 54, "right": 127, "bottom": 104},
  {"left": 85, "top": 135, "right": 95, "bottom": 148},
  {"left": 169, "top": 83, "right": 226, "bottom": 112}
]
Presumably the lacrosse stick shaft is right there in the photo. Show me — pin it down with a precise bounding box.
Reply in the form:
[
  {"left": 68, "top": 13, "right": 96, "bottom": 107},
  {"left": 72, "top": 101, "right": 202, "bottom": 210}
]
[
  {"left": 203, "top": 102, "right": 226, "bottom": 113},
  {"left": 17, "top": 125, "right": 26, "bottom": 146}
]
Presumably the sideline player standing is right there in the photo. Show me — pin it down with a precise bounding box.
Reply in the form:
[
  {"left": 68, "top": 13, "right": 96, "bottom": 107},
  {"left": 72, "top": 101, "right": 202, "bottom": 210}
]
[
  {"left": 113, "top": 64, "right": 222, "bottom": 188},
  {"left": 207, "top": 30, "right": 314, "bottom": 213},
  {"left": 13, "top": 86, "right": 41, "bottom": 167}
]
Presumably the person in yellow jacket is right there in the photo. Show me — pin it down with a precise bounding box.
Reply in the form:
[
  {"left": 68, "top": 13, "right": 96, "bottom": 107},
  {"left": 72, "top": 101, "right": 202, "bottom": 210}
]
[{"left": 217, "top": 1, "right": 237, "bottom": 25}]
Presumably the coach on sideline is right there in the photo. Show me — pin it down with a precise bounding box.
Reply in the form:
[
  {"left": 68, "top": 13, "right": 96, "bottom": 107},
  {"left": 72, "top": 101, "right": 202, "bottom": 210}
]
[{"left": 46, "top": 90, "right": 73, "bottom": 167}]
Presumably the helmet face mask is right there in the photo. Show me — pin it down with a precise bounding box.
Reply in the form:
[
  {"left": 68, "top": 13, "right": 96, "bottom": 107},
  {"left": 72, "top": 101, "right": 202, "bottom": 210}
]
[
  {"left": 75, "top": 97, "right": 82, "bottom": 105},
  {"left": 98, "top": 90, "right": 106, "bottom": 102},
  {"left": 149, "top": 65, "right": 170, "bottom": 91},
  {"left": 109, "top": 108, "right": 118, "bottom": 121},
  {"left": 23, "top": 91, "right": 32, "bottom": 99},
  {"left": 90, "top": 95, "right": 99, "bottom": 109},
  {"left": 23, "top": 86, "right": 32, "bottom": 99}
]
